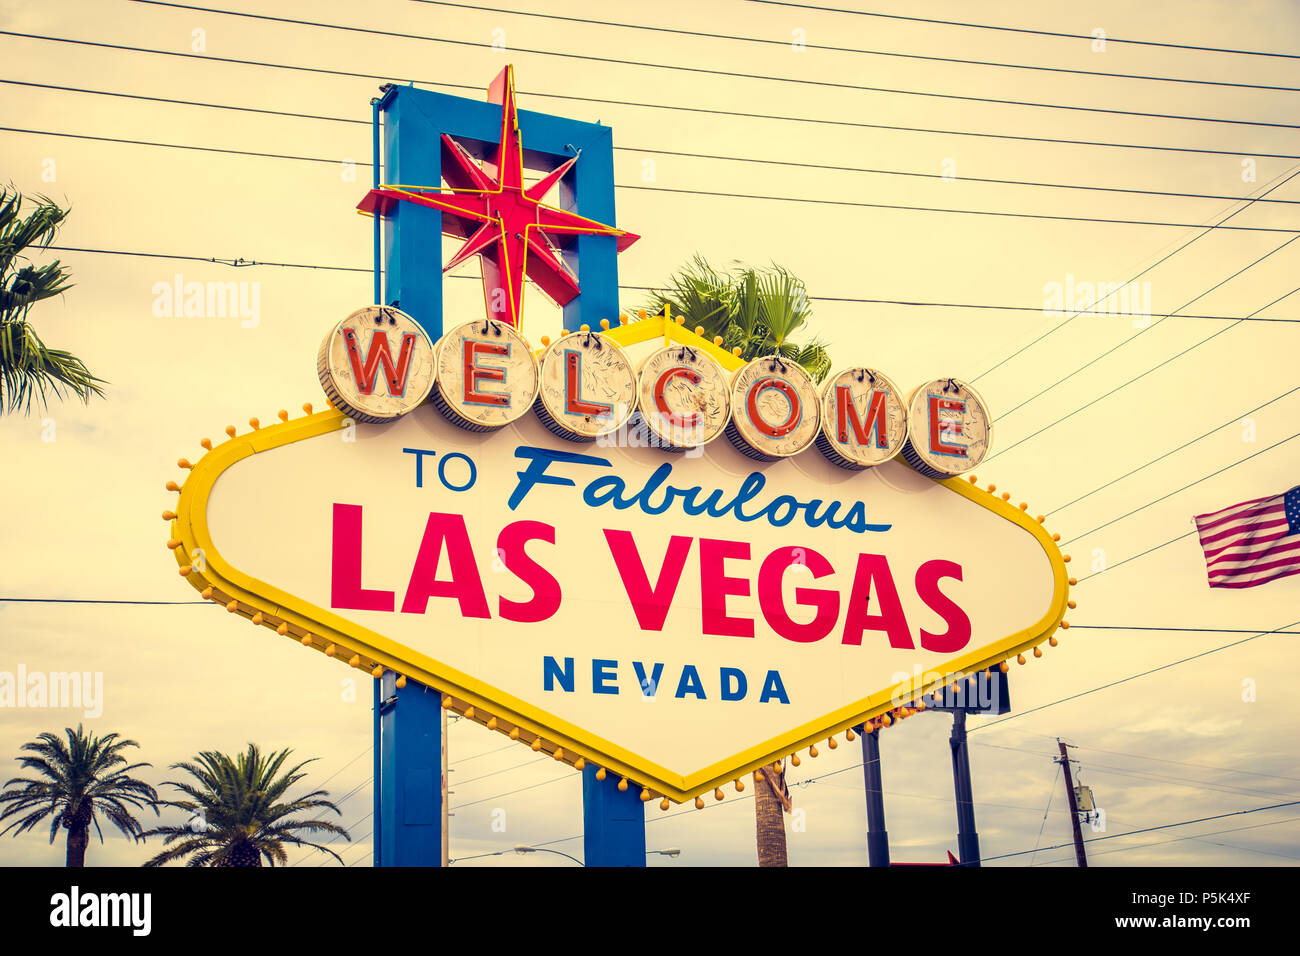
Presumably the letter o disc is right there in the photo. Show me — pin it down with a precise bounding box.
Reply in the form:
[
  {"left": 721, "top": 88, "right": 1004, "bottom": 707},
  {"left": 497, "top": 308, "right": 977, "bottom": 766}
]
[
  {"left": 815, "top": 367, "right": 908, "bottom": 470},
  {"left": 534, "top": 331, "right": 636, "bottom": 442},
  {"left": 636, "top": 345, "right": 731, "bottom": 450},
  {"left": 901, "top": 378, "right": 992, "bottom": 478},
  {"left": 725, "top": 356, "right": 821, "bottom": 461},
  {"left": 432, "top": 319, "right": 539, "bottom": 432},
  {"left": 316, "top": 305, "right": 436, "bottom": 424}
]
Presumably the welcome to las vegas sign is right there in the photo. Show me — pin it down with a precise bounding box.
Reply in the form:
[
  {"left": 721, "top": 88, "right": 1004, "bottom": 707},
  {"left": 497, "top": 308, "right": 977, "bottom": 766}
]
[{"left": 165, "top": 307, "right": 1070, "bottom": 805}]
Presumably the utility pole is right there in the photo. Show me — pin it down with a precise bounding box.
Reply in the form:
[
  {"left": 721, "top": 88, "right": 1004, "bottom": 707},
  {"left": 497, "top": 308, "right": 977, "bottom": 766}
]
[
  {"left": 1057, "top": 738, "right": 1088, "bottom": 868},
  {"left": 857, "top": 724, "right": 890, "bottom": 867},
  {"left": 949, "top": 710, "right": 980, "bottom": 866}
]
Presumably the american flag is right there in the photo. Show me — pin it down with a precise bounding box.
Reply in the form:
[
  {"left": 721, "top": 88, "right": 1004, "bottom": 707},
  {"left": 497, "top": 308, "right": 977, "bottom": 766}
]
[{"left": 1194, "top": 486, "right": 1300, "bottom": 589}]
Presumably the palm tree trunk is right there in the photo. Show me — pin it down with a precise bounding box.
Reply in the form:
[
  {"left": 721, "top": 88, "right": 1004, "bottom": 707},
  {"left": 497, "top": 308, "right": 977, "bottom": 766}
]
[
  {"left": 65, "top": 824, "right": 89, "bottom": 867},
  {"left": 753, "top": 770, "right": 788, "bottom": 867}
]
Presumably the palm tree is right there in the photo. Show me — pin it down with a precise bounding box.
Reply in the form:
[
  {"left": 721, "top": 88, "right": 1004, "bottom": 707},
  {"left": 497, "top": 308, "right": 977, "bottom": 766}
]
[
  {"left": 0, "top": 725, "right": 159, "bottom": 866},
  {"left": 0, "top": 187, "right": 104, "bottom": 414},
  {"left": 753, "top": 761, "right": 791, "bottom": 867},
  {"left": 143, "top": 744, "right": 350, "bottom": 867},
  {"left": 645, "top": 255, "right": 832, "bottom": 382}
]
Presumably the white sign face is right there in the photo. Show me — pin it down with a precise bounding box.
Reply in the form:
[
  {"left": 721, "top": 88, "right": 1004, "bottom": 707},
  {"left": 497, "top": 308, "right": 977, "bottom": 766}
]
[
  {"left": 316, "top": 306, "right": 436, "bottom": 423},
  {"left": 901, "top": 378, "right": 992, "bottom": 479},
  {"left": 535, "top": 331, "right": 636, "bottom": 441},
  {"left": 816, "top": 367, "right": 908, "bottom": 470},
  {"left": 635, "top": 345, "right": 731, "bottom": 449},
  {"left": 186, "top": 409, "right": 1064, "bottom": 800},
  {"left": 432, "top": 319, "right": 539, "bottom": 431},
  {"left": 725, "top": 356, "right": 822, "bottom": 461}
]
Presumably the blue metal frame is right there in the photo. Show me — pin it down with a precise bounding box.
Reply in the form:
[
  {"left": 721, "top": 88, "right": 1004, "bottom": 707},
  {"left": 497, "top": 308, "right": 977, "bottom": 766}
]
[
  {"left": 381, "top": 83, "right": 620, "bottom": 339},
  {"left": 372, "top": 79, "right": 641, "bottom": 866}
]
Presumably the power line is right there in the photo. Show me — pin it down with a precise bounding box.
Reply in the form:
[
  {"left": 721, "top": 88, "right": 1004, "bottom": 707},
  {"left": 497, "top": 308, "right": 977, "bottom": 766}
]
[
  {"left": 455, "top": 755, "right": 550, "bottom": 787},
  {"left": 987, "top": 283, "right": 1300, "bottom": 462},
  {"left": 127, "top": 1, "right": 1300, "bottom": 131},
  {"left": 1028, "top": 763, "right": 1060, "bottom": 866},
  {"left": 13, "top": 78, "right": 1300, "bottom": 209},
  {"left": 1049, "top": 388, "right": 1300, "bottom": 515},
  {"left": 410, "top": 0, "right": 1300, "bottom": 93},
  {"left": 450, "top": 772, "right": 572, "bottom": 810},
  {"left": 48, "top": 245, "right": 371, "bottom": 273},
  {"left": 1080, "top": 763, "right": 1300, "bottom": 801},
  {"left": 9, "top": 32, "right": 1300, "bottom": 160},
  {"left": 1029, "top": 814, "right": 1300, "bottom": 866},
  {"left": 971, "top": 165, "right": 1300, "bottom": 383},
  {"left": 985, "top": 728, "right": 1300, "bottom": 787},
  {"left": 622, "top": 181, "right": 1300, "bottom": 232},
  {"left": 994, "top": 240, "right": 1300, "bottom": 425},
  {"left": 1073, "top": 742, "right": 1300, "bottom": 787},
  {"left": 977, "top": 739, "right": 1300, "bottom": 800},
  {"left": 313, "top": 747, "right": 371, "bottom": 791},
  {"left": 1071, "top": 625, "right": 1300, "bottom": 636},
  {"left": 13, "top": 125, "right": 1300, "bottom": 234},
  {"left": 1079, "top": 529, "right": 1198, "bottom": 580},
  {"left": 0, "top": 596, "right": 207, "bottom": 605},
  {"left": 980, "top": 799, "right": 1300, "bottom": 864},
  {"left": 0, "top": 125, "right": 353, "bottom": 166},
  {"left": 27, "top": 245, "right": 1300, "bottom": 325},
  {"left": 747, "top": 1, "right": 1300, "bottom": 61},
  {"left": 1060, "top": 432, "right": 1300, "bottom": 546},
  {"left": 972, "top": 619, "right": 1300, "bottom": 732}
]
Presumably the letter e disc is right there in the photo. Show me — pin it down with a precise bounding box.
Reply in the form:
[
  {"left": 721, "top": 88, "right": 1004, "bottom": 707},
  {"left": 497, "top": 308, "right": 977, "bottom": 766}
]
[
  {"left": 636, "top": 346, "right": 731, "bottom": 450},
  {"left": 901, "top": 378, "right": 992, "bottom": 478},
  {"left": 317, "top": 305, "right": 436, "bottom": 424},
  {"left": 534, "top": 331, "right": 636, "bottom": 442},
  {"left": 816, "top": 367, "right": 907, "bottom": 469},
  {"left": 432, "top": 319, "right": 539, "bottom": 432},
  {"left": 726, "top": 356, "right": 822, "bottom": 461}
]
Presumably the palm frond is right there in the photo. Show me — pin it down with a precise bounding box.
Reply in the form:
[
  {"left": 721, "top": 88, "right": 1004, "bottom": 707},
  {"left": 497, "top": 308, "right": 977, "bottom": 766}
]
[{"left": 0, "top": 186, "right": 103, "bottom": 415}]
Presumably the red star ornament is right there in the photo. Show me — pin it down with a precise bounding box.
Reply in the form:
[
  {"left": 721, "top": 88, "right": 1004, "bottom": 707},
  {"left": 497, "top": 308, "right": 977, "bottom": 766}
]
[{"left": 358, "top": 65, "right": 639, "bottom": 329}]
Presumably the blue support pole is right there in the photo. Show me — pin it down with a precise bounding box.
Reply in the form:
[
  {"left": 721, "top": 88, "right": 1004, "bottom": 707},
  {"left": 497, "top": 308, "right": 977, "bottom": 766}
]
[
  {"left": 372, "top": 676, "right": 383, "bottom": 867},
  {"left": 376, "top": 672, "right": 443, "bottom": 867},
  {"left": 582, "top": 766, "right": 646, "bottom": 867},
  {"left": 375, "top": 80, "right": 644, "bottom": 865}
]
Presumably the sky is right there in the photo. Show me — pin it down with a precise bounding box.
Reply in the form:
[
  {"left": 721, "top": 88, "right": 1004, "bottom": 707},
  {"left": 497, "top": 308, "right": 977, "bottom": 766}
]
[{"left": 1, "top": 0, "right": 1299, "bottom": 867}]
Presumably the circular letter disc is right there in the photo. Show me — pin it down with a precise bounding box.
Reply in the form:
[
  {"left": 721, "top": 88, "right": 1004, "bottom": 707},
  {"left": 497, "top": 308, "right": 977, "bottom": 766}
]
[
  {"left": 901, "top": 378, "right": 992, "bottom": 478},
  {"left": 725, "top": 356, "right": 822, "bottom": 461},
  {"left": 815, "top": 367, "right": 908, "bottom": 469},
  {"left": 317, "top": 305, "right": 436, "bottom": 424},
  {"left": 432, "top": 319, "right": 539, "bottom": 432},
  {"left": 636, "top": 345, "right": 731, "bottom": 449},
  {"left": 534, "top": 331, "right": 637, "bottom": 441}
]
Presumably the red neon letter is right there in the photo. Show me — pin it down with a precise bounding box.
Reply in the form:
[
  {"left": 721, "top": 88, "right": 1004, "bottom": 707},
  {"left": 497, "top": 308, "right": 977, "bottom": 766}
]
[
  {"left": 342, "top": 329, "right": 418, "bottom": 397},
  {"left": 564, "top": 350, "right": 612, "bottom": 418},
  {"left": 837, "top": 386, "right": 888, "bottom": 448},
  {"left": 400, "top": 512, "right": 490, "bottom": 618},
  {"left": 496, "top": 520, "right": 562, "bottom": 624},
  {"left": 758, "top": 546, "right": 839, "bottom": 643},
  {"left": 928, "top": 395, "right": 968, "bottom": 458},
  {"left": 916, "top": 559, "right": 970, "bottom": 653},
  {"left": 746, "top": 377, "right": 800, "bottom": 438},
  {"left": 700, "top": 537, "right": 754, "bottom": 638},
  {"left": 604, "top": 530, "right": 693, "bottom": 631},
  {"left": 330, "top": 503, "right": 395, "bottom": 612},
  {"left": 653, "top": 367, "right": 702, "bottom": 429},
  {"left": 841, "top": 553, "right": 913, "bottom": 649},
  {"left": 463, "top": 340, "right": 511, "bottom": 407}
]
